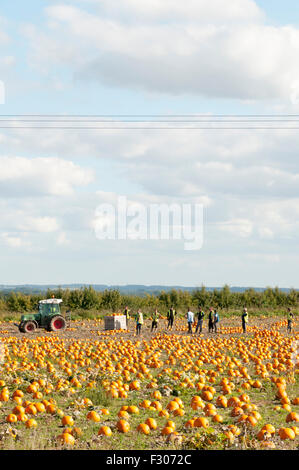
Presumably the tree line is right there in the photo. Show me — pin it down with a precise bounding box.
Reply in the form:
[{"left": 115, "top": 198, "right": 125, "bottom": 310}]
[{"left": 0, "top": 285, "right": 298, "bottom": 314}]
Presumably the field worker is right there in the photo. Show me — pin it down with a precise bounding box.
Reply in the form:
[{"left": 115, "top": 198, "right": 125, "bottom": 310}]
[
  {"left": 208, "top": 308, "right": 214, "bottom": 333},
  {"left": 135, "top": 309, "right": 144, "bottom": 335},
  {"left": 287, "top": 308, "right": 294, "bottom": 333},
  {"left": 186, "top": 307, "right": 195, "bottom": 334},
  {"left": 124, "top": 306, "right": 130, "bottom": 330},
  {"left": 195, "top": 307, "right": 205, "bottom": 334},
  {"left": 151, "top": 309, "right": 160, "bottom": 332},
  {"left": 213, "top": 309, "right": 219, "bottom": 333},
  {"left": 167, "top": 306, "right": 176, "bottom": 330},
  {"left": 242, "top": 307, "right": 248, "bottom": 333}
]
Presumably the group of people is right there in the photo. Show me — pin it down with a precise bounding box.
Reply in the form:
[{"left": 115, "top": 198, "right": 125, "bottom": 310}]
[
  {"left": 124, "top": 307, "right": 161, "bottom": 335},
  {"left": 123, "top": 305, "right": 295, "bottom": 336},
  {"left": 186, "top": 307, "right": 219, "bottom": 334},
  {"left": 124, "top": 305, "right": 222, "bottom": 335}
]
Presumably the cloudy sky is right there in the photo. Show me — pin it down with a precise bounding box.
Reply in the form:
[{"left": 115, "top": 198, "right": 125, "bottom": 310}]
[{"left": 0, "top": 0, "right": 299, "bottom": 287}]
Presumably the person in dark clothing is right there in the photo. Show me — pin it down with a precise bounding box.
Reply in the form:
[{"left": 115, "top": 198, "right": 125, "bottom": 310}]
[
  {"left": 241, "top": 307, "right": 248, "bottom": 333},
  {"left": 195, "top": 308, "right": 205, "bottom": 334},
  {"left": 167, "top": 307, "right": 176, "bottom": 330},
  {"left": 208, "top": 308, "right": 214, "bottom": 333},
  {"left": 151, "top": 310, "right": 160, "bottom": 332},
  {"left": 124, "top": 306, "right": 130, "bottom": 330},
  {"left": 287, "top": 308, "right": 294, "bottom": 333}
]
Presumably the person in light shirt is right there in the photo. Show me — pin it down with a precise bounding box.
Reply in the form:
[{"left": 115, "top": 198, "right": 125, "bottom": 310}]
[
  {"left": 135, "top": 309, "right": 143, "bottom": 335},
  {"left": 186, "top": 307, "right": 195, "bottom": 334},
  {"left": 213, "top": 309, "right": 220, "bottom": 333}
]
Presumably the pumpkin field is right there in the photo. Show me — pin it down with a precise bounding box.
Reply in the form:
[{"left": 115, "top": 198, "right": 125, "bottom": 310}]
[{"left": 0, "top": 315, "right": 298, "bottom": 451}]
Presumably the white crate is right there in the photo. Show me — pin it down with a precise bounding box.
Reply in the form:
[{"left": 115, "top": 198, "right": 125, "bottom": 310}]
[{"left": 104, "top": 315, "right": 127, "bottom": 330}]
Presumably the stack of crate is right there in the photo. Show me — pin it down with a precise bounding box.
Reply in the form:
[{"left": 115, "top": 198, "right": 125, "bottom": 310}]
[{"left": 104, "top": 314, "right": 127, "bottom": 330}]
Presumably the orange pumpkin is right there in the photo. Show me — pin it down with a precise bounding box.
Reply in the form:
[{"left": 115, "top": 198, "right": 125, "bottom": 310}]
[
  {"left": 98, "top": 426, "right": 112, "bottom": 437},
  {"left": 117, "top": 420, "right": 130, "bottom": 433},
  {"left": 137, "top": 423, "right": 150, "bottom": 435},
  {"left": 279, "top": 428, "right": 296, "bottom": 440}
]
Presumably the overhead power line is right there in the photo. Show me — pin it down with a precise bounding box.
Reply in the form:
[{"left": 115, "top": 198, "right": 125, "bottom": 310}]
[
  {"left": 1, "top": 127, "right": 299, "bottom": 130},
  {"left": 0, "top": 114, "right": 299, "bottom": 129},
  {"left": 1, "top": 114, "right": 299, "bottom": 117}
]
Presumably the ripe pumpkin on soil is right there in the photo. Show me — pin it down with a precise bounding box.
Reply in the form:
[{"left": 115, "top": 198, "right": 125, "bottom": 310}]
[
  {"left": 62, "top": 415, "right": 74, "bottom": 427},
  {"left": 98, "top": 426, "right": 112, "bottom": 437},
  {"left": 213, "top": 414, "right": 224, "bottom": 423},
  {"left": 57, "top": 432, "right": 75, "bottom": 446},
  {"left": 161, "top": 426, "right": 174, "bottom": 436},
  {"left": 87, "top": 411, "right": 101, "bottom": 422},
  {"left": 17, "top": 413, "right": 28, "bottom": 423},
  {"left": 166, "top": 401, "right": 180, "bottom": 411},
  {"left": 261, "top": 424, "right": 275, "bottom": 434},
  {"left": 6, "top": 414, "right": 17, "bottom": 423},
  {"left": 127, "top": 405, "right": 139, "bottom": 414},
  {"left": 117, "top": 420, "right": 130, "bottom": 433},
  {"left": 194, "top": 417, "right": 209, "bottom": 428},
  {"left": 286, "top": 412, "right": 299, "bottom": 423},
  {"left": 279, "top": 428, "right": 296, "bottom": 440},
  {"left": 26, "top": 418, "right": 38, "bottom": 429},
  {"left": 137, "top": 423, "right": 151, "bottom": 435},
  {"left": 145, "top": 418, "right": 157, "bottom": 430}
]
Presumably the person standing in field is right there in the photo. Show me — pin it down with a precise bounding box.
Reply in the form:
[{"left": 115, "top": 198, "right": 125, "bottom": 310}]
[
  {"left": 167, "top": 306, "right": 176, "bottom": 330},
  {"left": 124, "top": 306, "right": 130, "bottom": 330},
  {"left": 242, "top": 307, "right": 248, "bottom": 333},
  {"left": 287, "top": 308, "right": 294, "bottom": 333},
  {"left": 135, "top": 309, "right": 143, "bottom": 335},
  {"left": 186, "top": 307, "right": 195, "bottom": 334},
  {"left": 213, "top": 309, "right": 219, "bottom": 333},
  {"left": 151, "top": 309, "right": 160, "bottom": 332},
  {"left": 195, "top": 307, "right": 205, "bottom": 334},
  {"left": 208, "top": 308, "right": 214, "bottom": 333}
]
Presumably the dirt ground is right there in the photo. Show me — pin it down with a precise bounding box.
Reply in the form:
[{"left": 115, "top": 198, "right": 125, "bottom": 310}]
[{"left": 0, "top": 315, "right": 294, "bottom": 343}]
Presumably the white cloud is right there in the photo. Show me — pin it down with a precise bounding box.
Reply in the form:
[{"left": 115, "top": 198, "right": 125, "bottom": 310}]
[
  {"left": 258, "top": 227, "right": 274, "bottom": 240},
  {"left": 56, "top": 231, "right": 70, "bottom": 245},
  {"left": 246, "top": 253, "right": 280, "bottom": 263},
  {"left": 0, "top": 17, "right": 9, "bottom": 45},
  {"left": 219, "top": 218, "right": 253, "bottom": 238},
  {"left": 0, "top": 156, "right": 94, "bottom": 197},
  {"left": 17, "top": 216, "right": 59, "bottom": 233},
  {"left": 77, "top": 0, "right": 263, "bottom": 23},
  {"left": 19, "top": 2, "right": 299, "bottom": 100},
  {"left": 1, "top": 233, "right": 31, "bottom": 249},
  {"left": 1, "top": 125, "right": 299, "bottom": 246}
]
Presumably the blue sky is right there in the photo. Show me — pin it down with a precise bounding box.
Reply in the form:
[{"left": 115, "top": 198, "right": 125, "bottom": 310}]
[{"left": 0, "top": 0, "right": 299, "bottom": 287}]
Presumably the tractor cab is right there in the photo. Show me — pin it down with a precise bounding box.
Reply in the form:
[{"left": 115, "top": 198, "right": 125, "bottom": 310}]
[
  {"left": 38, "top": 298, "right": 62, "bottom": 316},
  {"left": 19, "top": 298, "right": 66, "bottom": 333}
]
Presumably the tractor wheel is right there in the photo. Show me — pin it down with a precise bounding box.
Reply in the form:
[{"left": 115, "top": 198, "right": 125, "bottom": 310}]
[
  {"left": 18, "top": 322, "right": 25, "bottom": 333},
  {"left": 23, "top": 321, "right": 36, "bottom": 333},
  {"left": 49, "top": 315, "right": 66, "bottom": 332}
]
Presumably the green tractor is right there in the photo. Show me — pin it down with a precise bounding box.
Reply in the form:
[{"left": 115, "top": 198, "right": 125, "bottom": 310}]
[{"left": 18, "top": 298, "right": 67, "bottom": 333}]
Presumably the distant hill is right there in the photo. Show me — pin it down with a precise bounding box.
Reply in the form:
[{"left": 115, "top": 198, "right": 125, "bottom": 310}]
[{"left": 0, "top": 284, "right": 295, "bottom": 296}]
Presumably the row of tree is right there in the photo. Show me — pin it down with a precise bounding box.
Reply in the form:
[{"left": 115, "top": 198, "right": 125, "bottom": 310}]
[{"left": 0, "top": 285, "right": 298, "bottom": 313}]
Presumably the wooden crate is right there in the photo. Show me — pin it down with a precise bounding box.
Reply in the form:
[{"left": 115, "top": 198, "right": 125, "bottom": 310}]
[{"left": 104, "top": 315, "right": 127, "bottom": 330}]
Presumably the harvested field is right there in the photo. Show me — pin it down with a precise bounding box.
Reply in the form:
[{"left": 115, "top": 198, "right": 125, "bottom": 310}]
[{"left": 0, "top": 316, "right": 298, "bottom": 450}]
